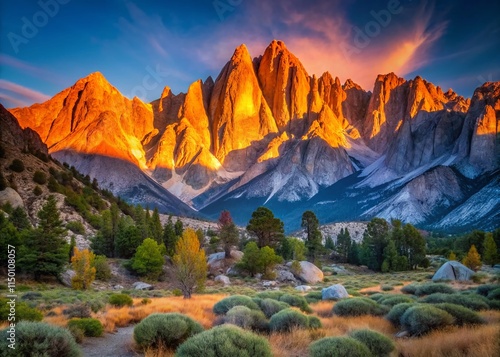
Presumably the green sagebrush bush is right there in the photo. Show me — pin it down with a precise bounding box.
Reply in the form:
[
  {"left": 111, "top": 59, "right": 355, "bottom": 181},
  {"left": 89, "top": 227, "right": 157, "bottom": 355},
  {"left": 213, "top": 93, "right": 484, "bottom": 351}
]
[
  {"left": 333, "top": 297, "right": 386, "bottom": 317},
  {"left": 9, "top": 159, "right": 25, "bottom": 172},
  {"left": 0, "top": 321, "right": 81, "bottom": 357},
  {"left": 305, "top": 291, "right": 323, "bottom": 303},
  {"left": 349, "top": 329, "right": 395, "bottom": 357},
  {"left": 213, "top": 295, "right": 260, "bottom": 315},
  {"left": 269, "top": 308, "right": 310, "bottom": 332},
  {"left": 223, "top": 306, "right": 269, "bottom": 332},
  {"left": 433, "top": 303, "right": 485, "bottom": 325},
  {"left": 0, "top": 298, "right": 43, "bottom": 322},
  {"left": 279, "top": 294, "right": 312, "bottom": 313},
  {"left": 254, "top": 298, "right": 290, "bottom": 318},
  {"left": 487, "top": 288, "right": 500, "bottom": 300},
  {"left": 255, "top": 291, "right": 285, "bottom": 300},
  {"left": 309, "top": 336, "right": 371, "bottom": 357},
  {"left": 33, "top": 171, "right": 47, "bottom": 185},
  {"left": 175, "top": 325, "right": 272, "bottom": 357},
  {"left": 63, "top": 304, "right": 91, "bottom": 319},
  {"left": 419, "top": 293, "right": 490, "bottom": 311},
  {"left": 476, "top": 284, "right": 500, "bottom": 297},
  {"left": 378, "top": 295, "right": 415, "bottom": 307},
  {"left": 385, "top": 303, "right": 415, "bottom": 326},
  {"left": 414, "top": 283, "right": 456, "bottom": 296},
  {"left": 67, "top": 318, "right": 103, "bottom": 337},
  {"left": 134, "top": 313, "right": 203, "bottom": 350},
  {"left": 401, "top": 284, "right": 418, "bottom": 295},
  {"left": 401, "top": 305, "right": 454, "bottom": 335},
  {"left": 307, "top": 315, "right": 322, "bottom": 329},
  {"left": 108, "top": 293, "right": 133, "bottom": 307}
]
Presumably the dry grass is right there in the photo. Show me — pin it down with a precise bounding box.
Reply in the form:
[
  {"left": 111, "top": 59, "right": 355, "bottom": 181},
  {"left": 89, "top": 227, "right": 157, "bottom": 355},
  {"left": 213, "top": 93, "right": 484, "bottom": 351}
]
[
  {"left": 98, "top": 294, "right": 223, "bottom": 333},
  {"left": 270, "top": 328, "right": 317, "bottom": 357},
  {"left": 396, "top": 324, "right": 500, "bottom": 357}
]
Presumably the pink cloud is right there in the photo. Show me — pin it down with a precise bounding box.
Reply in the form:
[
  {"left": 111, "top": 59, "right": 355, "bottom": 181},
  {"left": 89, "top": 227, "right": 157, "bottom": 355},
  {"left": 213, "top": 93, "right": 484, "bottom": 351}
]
[{"left": 0, "top": 79, "right": 50, "bottom": 107}]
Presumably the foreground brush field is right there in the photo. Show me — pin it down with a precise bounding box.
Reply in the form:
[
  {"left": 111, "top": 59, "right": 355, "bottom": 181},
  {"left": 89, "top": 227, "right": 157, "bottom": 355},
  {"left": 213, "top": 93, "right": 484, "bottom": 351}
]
[{"left": 1, "top": 269, "right": 499, "bottom": 357}]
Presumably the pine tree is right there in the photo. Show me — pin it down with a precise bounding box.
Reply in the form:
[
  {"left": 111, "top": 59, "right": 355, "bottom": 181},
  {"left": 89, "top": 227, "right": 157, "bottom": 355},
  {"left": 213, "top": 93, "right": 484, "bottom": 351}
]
[
  {"left": 69, "top": 236, "right": 76, "bottom": 263},
  {"left": 0, "top": 213, "right": 21, "bottom": 266},
  {"left": 71, "top": 247, "right": 96, "bottom": 290},
  {"left": 403, "top": 223, "right": 426, "bottom": 269},
  {"left": 301, "top": 211, "right": 323, "bottom": 261},
  {"left": 8, "top": 207, "right": 31, "bottom": 230},
  {"left": 360, "top": 218, "right": 389, "bottom": 271},
  {"left": 148, "top": 208, "right": 163, "bottom": 243},
  {"left": 163, "top": 216, "right": 177, "bottom": 256},
  {"left": 462, "top": 244, "right": 482, "bottom": 271},
  {"left": 483, "top": 233, "right": 499, "bottom": 266},
  {"left": 246, "top": 207, "right": 284, "bottom": 250},
  {"left": 19, "top": 196, "right": 68, "bottom": 280},
  {"left": 218, "top": 211, "right": 239, "bottom": 258},
  {"left": 114, "top": 216, "right": 142, "bottom": 258},
  {"left": 382, "top": 240, "right": 398, "bottom": 271},
  {"left": 336, "top": 228, "right": 352, "bottom": 262},
  {"left": 174, "top": 218, "right": 184, "bottom": 237},
  {"left": 172, "top": 228, "right": 207, "bottom": 299},
  {"left": 325, "top": 235, "right": 335, "bottom": 250}
]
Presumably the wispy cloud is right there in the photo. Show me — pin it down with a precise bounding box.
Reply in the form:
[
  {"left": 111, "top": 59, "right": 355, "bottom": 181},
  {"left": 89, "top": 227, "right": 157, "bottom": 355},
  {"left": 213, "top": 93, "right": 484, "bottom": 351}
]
[
  {"left": 0, "top": 79, "right": 50, "bottom": 107},
  {"left": 0, "top": 54, "right": 67, "bottom": 86}
]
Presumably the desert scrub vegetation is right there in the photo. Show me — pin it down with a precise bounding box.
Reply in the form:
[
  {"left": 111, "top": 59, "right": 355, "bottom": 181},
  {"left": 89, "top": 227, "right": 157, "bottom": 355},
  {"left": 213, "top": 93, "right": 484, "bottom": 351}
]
[
  {"left": 176, "top": 325, "right": 272, "bottom": 357},
  {"left": 309, "top": 336, "right": 371, "bottom": 357},
  {"left": 213, "top": 295, "right": 260, "bottom": 315},
  {"left": 385, "top": 303, "right": 415, "bottom": 326},
  {"left": 269, "top": 309, "right": 312, "bottom": 332},
  {"left": 221, "top": 306, "right": 269, "bottom": 331},
  {"left": 432, "top": 303, "right": 485, "bottom": 326},
  {"left": 278, "top": 294, "right": 312, "bottom": 313},
  {"left": 67, "top": 318, "right": 103, "bottom": 337},
  {"left": 377, "top": 294, "right": 415, "bottom": 307},
  {"left": 419, "top": 292, "right": 490, "bottom": 311},
  {"left": 413, "top": 282, "right": 456, "bottom": 296},
  {"left": 0, "top": 298, "right": 43, "bottom": 322},
  {"left": 400, "top": 305, "right": 454, "bottom": 335},
  {"left": 108, "top": 293, "right": 133, "bottom": 307},
  {"left": 0, "top": 321, "right": 81, "bottom": 356},
  {"left": 349, "top": 329, "right": 395, "bottom": 357},
  {"left": 333, "top": 297, "right": 387, "bottom": 317},
  {"left": 134, "top": 313, "right": 203, "bottom": 351},
  {"left": 254, "top": 298, "right": 290, "bottom": 318}
]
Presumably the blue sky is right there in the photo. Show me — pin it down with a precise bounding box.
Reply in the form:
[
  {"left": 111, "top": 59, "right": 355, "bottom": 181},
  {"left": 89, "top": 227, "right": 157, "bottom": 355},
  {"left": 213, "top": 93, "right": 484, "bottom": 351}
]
[{"left": 0, "top": 0, "right": 499, "bottom": 108}]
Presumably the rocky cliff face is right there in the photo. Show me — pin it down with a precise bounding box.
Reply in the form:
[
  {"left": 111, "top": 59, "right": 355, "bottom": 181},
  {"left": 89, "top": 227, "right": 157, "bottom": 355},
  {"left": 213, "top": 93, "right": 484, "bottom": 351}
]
[{"left": 8, "top": 40, "right": 500, "bottom": 232}]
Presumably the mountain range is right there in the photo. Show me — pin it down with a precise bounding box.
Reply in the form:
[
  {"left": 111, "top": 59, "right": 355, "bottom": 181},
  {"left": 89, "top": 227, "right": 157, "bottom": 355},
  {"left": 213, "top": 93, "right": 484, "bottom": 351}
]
[{"left": 9, "top": 40, "right": 500, "bottom": 233}]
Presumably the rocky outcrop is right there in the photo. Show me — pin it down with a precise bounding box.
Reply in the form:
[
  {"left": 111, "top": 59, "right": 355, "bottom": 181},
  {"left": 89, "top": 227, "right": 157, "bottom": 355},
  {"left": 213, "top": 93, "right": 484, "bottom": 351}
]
[{"left": 0, "top": 188, "right": 24, "bottom": 208}]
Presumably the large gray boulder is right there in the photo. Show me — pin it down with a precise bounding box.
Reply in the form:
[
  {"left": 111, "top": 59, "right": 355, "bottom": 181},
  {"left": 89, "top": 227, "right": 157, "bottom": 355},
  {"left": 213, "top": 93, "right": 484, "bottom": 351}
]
[
  {"left": 276, "top": 268, "right": 298, "bottom": 283},
  {"left": 432, "top": 261, "right": 475, "bottom": 281},
  {"left": 291, "top": 261, "right": 324, "bottom": 284},
  {"left": 0, "top": 188, "right": 24, "bottom": 209},
  {"left": 322, "top": 284, "right": 349, "bottom": 300},
  {"left": 207, "top": 250, "right": 243, "bottom": 269},
  {"left": 214, "top": 275, "right": 231, "bottom": 286},
  {"left": 60, "top": 269, "right": 76, "bottom": 287},
  {"left": 133, "top": 282, "right": 154, "bottom": 290}
]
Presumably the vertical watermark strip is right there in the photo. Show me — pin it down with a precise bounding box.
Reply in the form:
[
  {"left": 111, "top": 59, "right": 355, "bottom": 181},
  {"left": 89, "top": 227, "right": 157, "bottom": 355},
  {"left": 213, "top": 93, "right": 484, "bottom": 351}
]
[{"left": 6, "top": 245, "right": 16, "bottom": 350}]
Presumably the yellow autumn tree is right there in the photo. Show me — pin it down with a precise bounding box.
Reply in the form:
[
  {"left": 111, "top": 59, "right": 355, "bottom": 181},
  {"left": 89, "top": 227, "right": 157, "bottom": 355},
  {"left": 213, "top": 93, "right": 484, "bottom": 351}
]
[
  {"left": 172, "top": 228, "right": 207, "bottom": 299},
  {"left": 462, "top": 244, "right": 482, "bottom": 271},
  {"left": 71, "top": 247, "right": 96, "bottom": 290},
  {"left": 448, "top": 251, "right": 457, "bottom": 261}
]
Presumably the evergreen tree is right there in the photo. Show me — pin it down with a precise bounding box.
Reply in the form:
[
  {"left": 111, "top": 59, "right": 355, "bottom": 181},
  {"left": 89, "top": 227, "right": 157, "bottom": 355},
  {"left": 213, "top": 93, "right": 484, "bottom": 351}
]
[
  {"left": 403, "top": 223, "right": 426, "bottom": 269},
  {"left": 8, "top": 207, "right": 31, "bottom": 230},
  {"left": 462, "top": 244, "right": 482, "bottom": 271},
  {"left": 301, "top": 211, "right": 323, "bottom": 261},
  {"left": 336, "top": 228, "right": 352, "bottom": 262},
  {"left": 325, "top": 235, "right": 335, "bottom": 250},
  {"left": 195, "top": 229, "right": 205, "bottom": 246},
  {"left": 69, "top": 236, "right": 76, "bottom": 263},
  {"left": 132, "top": 238, "right": 166, "bottom": 280},
  {"left": 347, "top": 241, "right": 360, "bottom": 265},
  {"left": 163, "top": 216, "right": 178, "bottom": 256},
  {"left": 0, "top": 213, "right": 21, "bottom": 266},
  {"left": 246, "top": 207, "right": 284, "bottom": 250},
  {"left": 174, "top": 218, "right": 184, "bottom": 237},
  {"left": 218, "top": 211, "right": 239, "bottom": 258},
  {"left": 238, "top": 242, "right": 262, "bottom": 277},
  {"left": 114, "top": 216, "right": 142, "bottom": 258},
  {"left": 483, "top": 233, "right": 499, "bottom": 266},
  {"left": 149, "top": 207, "right": 163, "bottom": 243},
  {"left": 279, "top": 237, "right": 306, "bottom": 261},
  {"left": 134, "top": 205, "right": 149, "bottom": 240},
  {"left": 360, "top": 218, "right": 389, "bottom": 271},
  {"left": 19, "top": 196, "right": 68, "bottom": 280},
  {"left": 172, "top": 229, "right": 207, "bottom": 299},
  {"left": 382, "top": 240, "right": 398, "bottom": 272}
]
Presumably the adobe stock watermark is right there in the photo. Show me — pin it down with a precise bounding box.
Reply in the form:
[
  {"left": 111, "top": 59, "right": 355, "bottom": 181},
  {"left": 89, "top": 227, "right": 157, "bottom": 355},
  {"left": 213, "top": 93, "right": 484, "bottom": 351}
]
[
  {"left": 341, "top": 0, "right": 404, "bottom": 60},
  {"left": 6, "top": 245, "right": 17, "bottom": 350},
  {"left": 128, "top": 65, "right": 170, "bottom": 102},
  {"left": 213, "top": 0, "right": 243, "bottom": 21},
  {"left": 7, "top": 0, "right": 72, "bottom": 54}
]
